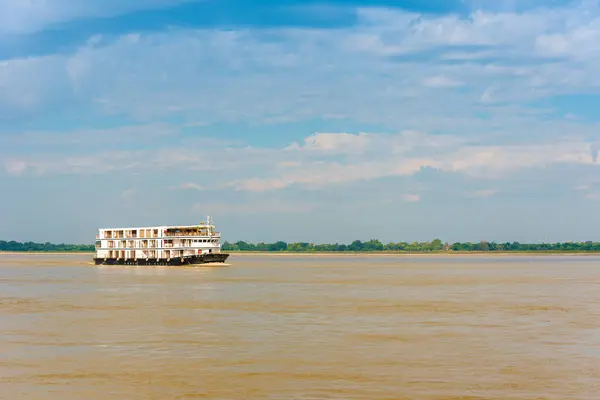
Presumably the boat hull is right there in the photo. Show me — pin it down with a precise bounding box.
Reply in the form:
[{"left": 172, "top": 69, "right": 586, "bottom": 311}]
[{"left": 93, "top": 253, "right": 230, "bottom": 266}]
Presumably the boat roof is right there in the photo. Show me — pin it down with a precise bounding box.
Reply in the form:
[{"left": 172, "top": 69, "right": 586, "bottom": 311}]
[{"left": 99, "top": 224, "right": 214, "bottom": 231}]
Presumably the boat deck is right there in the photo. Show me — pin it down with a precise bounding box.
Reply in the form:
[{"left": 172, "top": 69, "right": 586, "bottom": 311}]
[{"left": 93, "top": 253, "right": 229, "bottom": 266}]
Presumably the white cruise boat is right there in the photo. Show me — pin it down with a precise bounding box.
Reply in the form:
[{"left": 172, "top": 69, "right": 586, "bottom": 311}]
[{"left": 93, "top": 216, "right": 230, "bottom": 266}]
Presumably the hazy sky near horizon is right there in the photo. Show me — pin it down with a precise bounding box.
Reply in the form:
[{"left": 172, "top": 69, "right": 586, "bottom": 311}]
[{"left": 2, "top": 0, "right": 600, "bottom": 244}]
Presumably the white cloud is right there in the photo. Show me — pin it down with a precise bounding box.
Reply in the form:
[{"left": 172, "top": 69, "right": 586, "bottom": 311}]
[
  {"left": 120, "top": 187, "right": 137, "bottom": 201},
  {"left": 2, "top": 1, "right": 600, "bottom": 128},
  {"left": 446, "top": 140, "right": 593, "bottom": 178},
  {"left": 584, "top": 192, "right": 600, "bottom": 200},
  {"left": 4, "top": 159, "right": 28, "bottom": 175},
  {"left": 192, "top": 199, "right": 315, "bottom": 215},
  {"left": 352, "top": 4, "right": 597, "bottom": 56},
  {"left": 288, "top": 132, "right": 372, "bottom": 154},
  {"left": 423, "top": 75, "right": 463, "bottom": 88},
  {"left": 5, "top": 129, "right": 599, "bottom": 194},
  {"left": 278, "top": 161, "right": 302, "bottom": 168},
  {"left": 227, "top": 178, "right": 290, "bottom": 192},
  {"left": 535, "top": 18, "right": 600, "bottom": 59},
  {"left": 564, "top": 113, "right": 579, "bottom": 120},
  {"left": 225, "top": 131, "right": 598, "bottom": 192},
  {"left": 401, "top": 193, "right": 421, "bottom": 203},
  {"left": 178, "top": 182, "right": 204, "bottom": 191},
  {"left": 468, "top": 189, "right": 497, "bottom": 198},
  {"left": 2, "top": 1, "right": 600, "bottom": 229}
]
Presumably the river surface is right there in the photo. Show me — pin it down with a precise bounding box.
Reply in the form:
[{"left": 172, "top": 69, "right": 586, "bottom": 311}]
[{"left": 1, "top": 253, "right": 600, "bottom": 399}]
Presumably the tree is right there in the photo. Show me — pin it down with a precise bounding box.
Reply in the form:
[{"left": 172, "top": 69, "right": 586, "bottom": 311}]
[
  {"left": 348, "top": 240, "right": 364, "bottom": 252},
  {"left": 364, "top": 239, "right": 384, "bottom": 251},
  {"left": 234, "top": 241, "right": 254, "bottom": 251},
  {"left": 267, "top": 241, "right": 288, "bottom": 251},
  {"left": 430, "top": 239, "right": 443, "bottom": 251}
]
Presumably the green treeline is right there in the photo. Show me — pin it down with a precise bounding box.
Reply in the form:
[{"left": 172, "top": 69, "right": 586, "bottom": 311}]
[
  {"left": 3, "top": 238, "right": 600, "bottom": 253},
  {"left": 222, "top": 239, "right": 600, "bottom": 253},
  {"left": 0, "top": 240, "right": 94, "bottom": 252}
]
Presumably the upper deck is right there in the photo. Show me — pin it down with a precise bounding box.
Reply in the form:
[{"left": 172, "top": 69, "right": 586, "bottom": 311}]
[{"left": 96, "top": 217, "right": 221, "bottom": 240}]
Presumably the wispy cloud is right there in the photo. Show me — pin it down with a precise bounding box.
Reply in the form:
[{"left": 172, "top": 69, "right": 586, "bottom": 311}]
[
  {"left": 178, "top": 182, "right": 204, "bottom": 191},
  {"left": 4, "top": 159, "right": 28, "bottom": 175},
  {"left": 584, "top": 192, "right": 600, "bottom": 201},
  {"left": 287, "top": 132, "right": 372, "bottom": 154},
  {"left": 222, "top": 131, "right": 597, "bottom": 192},
  {"left": 468, "top": 189, "right": 497, "bottom": 198},
  {"left": 192, "top": 199, "right": 316, "bottom": 215},
  {"left": 401, "top": 193, "right": 421, "bottom": 203},
  {"left": 120, "top": 187, "right": 137, "bottom": 201},
  {"left": 5, "top": 130, "right": 598, "bottom": 193},
  {"left": 423, "top": 75, "right": 463, "bottom": 88},
  {"left": 3, "top": 1, "right": 600, "bottom": 128}
]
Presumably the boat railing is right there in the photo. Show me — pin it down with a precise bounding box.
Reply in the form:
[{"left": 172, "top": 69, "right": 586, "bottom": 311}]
[
  {"left": 167, "top": 244, "right": 219, "bottom": 248},
  {"left": 163, "top": 232, "right": 221, "bottom": 238}
]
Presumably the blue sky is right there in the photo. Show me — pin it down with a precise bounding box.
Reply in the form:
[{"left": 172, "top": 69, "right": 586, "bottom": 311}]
[{"left": 2, "top": 0, "right": 600, "bottom": 244}]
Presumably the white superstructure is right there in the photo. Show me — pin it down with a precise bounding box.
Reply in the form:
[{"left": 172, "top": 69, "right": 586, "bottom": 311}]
[{"left": 94, "top": 216, "right": 224, "bottom": 260}]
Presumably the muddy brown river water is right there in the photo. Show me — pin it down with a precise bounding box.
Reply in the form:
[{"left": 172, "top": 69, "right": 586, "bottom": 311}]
[{"left": 1, "top": 253, "right": 600, "bottom": 399}]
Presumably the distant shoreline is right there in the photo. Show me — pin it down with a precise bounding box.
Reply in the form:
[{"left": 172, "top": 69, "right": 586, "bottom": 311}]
[
  {"left": 2, "top": 251, "right": 600, "bottom": 257},
  {"left": 226, "top": 251, "right": 600, "bottom": 257}
]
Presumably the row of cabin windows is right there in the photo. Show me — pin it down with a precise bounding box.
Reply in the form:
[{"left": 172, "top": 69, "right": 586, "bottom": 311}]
[
  {"left": 102, "top": 229, "right": 159, "bottom": 238},
  {"left": 96, "top": 239, "right": 219, "bottom": 247}
]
